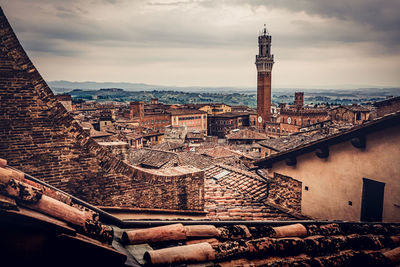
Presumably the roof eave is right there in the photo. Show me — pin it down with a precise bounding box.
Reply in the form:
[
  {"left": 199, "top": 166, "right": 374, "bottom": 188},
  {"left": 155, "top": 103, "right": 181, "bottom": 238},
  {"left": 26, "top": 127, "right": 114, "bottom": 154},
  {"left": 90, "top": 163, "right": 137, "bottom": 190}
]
[{"left": 254, "top": 112, "right": 400, "bottom": 168}]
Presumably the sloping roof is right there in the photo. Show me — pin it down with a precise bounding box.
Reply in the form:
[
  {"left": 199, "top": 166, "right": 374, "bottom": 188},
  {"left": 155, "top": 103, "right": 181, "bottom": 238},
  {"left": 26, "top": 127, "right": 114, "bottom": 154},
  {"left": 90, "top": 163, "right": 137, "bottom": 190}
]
[
  {"left": 255, "top": 111, "right": 400, "bottom": 168},
  {"left": 90, "top": 129, "right": 114, "bottom": 138},
  {"left": 151, "top": 140, "right": 185, "bottom": 151},
  {"left": 177, "top": 151, "right": 216, "bottom": 170},
  {"left": 204, "top": 164, "right": 301, "bottom": 221},
  {"left": 258, "top": 132, "right": 328, "bottom": 152},
  {"left": 128, "top": 149, "right": 215, "bottom": 170},
  {"left": 226, "top": 129, "right": 269, "bottom": 140},
  {"left": 201, "top": 146, "right": 239, "bottom": 159},
  {"left": 127, "top": 149, "right": 182, "bottom": 169}
]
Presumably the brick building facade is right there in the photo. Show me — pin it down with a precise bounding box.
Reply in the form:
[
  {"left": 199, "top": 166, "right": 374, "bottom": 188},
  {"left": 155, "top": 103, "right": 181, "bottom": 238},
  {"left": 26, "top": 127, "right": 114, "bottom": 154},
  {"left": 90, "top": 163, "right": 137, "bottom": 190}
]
[
  {"left": 169, "top": 109, "right": 207, "bottom": 133},
  {"left": 278, "top": 93, "right": 329, "bottom": 136},
  {"left": 208, "top": 112, "right": 256, "bottom": 138}
]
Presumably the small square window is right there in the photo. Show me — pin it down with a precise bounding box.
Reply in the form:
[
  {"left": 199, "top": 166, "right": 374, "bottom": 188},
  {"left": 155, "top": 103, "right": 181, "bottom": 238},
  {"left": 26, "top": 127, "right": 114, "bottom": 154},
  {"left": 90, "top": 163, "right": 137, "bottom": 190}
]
[
  {"left": 348, "top": 201, "right": 352, "bottom": 206},
  {"left": 305, "top": 186, "right": 309, "bottom": 191}
]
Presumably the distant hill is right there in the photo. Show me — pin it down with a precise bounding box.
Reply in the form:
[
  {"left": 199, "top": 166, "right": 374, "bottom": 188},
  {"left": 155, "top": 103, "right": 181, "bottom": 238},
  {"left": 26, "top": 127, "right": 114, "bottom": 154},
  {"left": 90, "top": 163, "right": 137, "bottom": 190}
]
[
  {"left": 48, "top": 80, "right": 254, "bottom": 94},
  {"left": 48, "top": 80, "right": 400, "bottom": 106}
]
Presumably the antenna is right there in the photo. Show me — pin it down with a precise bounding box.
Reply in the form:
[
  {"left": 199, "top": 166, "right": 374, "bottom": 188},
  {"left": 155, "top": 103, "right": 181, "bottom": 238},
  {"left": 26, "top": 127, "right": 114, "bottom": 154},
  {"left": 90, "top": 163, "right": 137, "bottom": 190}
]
[{"left": 263, "top": 24, "right": 267, "bottom": 35}]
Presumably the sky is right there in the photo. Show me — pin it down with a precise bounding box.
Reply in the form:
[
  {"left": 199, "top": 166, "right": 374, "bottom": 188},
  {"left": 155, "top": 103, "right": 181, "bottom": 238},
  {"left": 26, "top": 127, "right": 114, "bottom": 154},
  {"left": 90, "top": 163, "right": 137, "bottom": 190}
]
[{"left": 1, "top": 0, "right": 399, "bottom": 88}]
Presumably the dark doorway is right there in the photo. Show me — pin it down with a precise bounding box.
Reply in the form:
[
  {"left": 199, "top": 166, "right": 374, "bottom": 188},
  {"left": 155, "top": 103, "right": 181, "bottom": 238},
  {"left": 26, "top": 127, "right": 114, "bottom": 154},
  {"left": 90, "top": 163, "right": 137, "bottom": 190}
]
[{"left": 360, "top": 178, "right": 385, "bottom": 222}]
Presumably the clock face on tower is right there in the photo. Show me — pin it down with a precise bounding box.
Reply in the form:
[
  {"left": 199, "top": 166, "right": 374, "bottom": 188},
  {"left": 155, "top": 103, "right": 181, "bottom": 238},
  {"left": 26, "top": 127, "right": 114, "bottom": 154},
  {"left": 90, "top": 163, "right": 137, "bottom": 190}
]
[
  {"left": 287, "top": 117, "right": 292, "bottom": 124},
  {"left": 258, "top": 116, "right": 262, "bottom": 123}
]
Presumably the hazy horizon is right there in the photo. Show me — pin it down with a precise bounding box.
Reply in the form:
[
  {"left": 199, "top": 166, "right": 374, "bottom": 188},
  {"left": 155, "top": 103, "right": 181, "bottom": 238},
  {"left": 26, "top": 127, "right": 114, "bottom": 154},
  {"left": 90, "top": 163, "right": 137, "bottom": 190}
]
[
  {"left": 1, "top": 0, "right": 399, "bottom": 88},
  {"left": 48, "top": 80, "right": 400, "bottom": 92}
]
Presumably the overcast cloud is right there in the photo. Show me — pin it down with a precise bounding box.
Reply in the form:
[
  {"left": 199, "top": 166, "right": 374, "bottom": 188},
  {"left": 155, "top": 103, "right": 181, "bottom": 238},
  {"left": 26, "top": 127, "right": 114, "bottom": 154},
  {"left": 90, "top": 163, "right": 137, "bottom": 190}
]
[{"left": 0, "top": 0, "right": 399, "bottom": 88}]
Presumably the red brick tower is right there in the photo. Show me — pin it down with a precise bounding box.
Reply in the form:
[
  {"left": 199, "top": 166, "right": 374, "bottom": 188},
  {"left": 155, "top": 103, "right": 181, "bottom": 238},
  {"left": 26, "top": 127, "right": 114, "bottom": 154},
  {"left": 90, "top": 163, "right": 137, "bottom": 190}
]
[
  {"left": 130, "top": 101, "right": 144, "bottom": 119},
  {"left": 255, "top": 26, "right": 274, "bottom": 129},
  {"left": 294, "top": 92, "right": 304, "bottom": 109}
]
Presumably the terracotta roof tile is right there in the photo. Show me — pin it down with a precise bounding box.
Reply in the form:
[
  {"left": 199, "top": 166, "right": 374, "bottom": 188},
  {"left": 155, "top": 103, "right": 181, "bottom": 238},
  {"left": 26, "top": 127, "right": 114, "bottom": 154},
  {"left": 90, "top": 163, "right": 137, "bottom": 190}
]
[
  {"left": 204, "top": 164, "right": 300, "bottom": 221},
  {"left": 116, "top": 222, "right": 400, "bottom": 266}
]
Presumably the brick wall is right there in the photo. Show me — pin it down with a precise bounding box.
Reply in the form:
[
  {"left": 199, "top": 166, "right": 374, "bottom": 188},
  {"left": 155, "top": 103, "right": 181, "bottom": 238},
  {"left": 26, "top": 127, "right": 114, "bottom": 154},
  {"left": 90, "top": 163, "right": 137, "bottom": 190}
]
[
  {"left": 98, "top": 142, "right": 130, "bottom": 162},
  {"left": 374, "top": 97, "right": 400, "bottom": 117},
  {"left": 0, "top": 8, "right": 204, "bottom": 211},
  {"left": 268, "top": 172, "right": 302, "bottom": 212}
]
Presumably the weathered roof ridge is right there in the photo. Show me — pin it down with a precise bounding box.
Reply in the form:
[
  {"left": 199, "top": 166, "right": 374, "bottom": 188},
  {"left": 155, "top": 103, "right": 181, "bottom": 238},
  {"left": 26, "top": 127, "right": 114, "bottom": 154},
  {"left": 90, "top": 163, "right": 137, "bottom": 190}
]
[
  {"left": 0, "top": 159, "right": 114, "bottom": 243},
  {"left": 254, "top": 111, "right": 400, "bottom": 167}
]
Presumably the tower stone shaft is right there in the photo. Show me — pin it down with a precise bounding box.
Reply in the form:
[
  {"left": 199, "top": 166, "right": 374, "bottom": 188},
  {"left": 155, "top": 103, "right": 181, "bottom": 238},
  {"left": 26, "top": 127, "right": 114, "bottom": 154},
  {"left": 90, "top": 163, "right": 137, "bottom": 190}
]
[{"left": 255, "top": 26, "right": 274, "bottom": 129}]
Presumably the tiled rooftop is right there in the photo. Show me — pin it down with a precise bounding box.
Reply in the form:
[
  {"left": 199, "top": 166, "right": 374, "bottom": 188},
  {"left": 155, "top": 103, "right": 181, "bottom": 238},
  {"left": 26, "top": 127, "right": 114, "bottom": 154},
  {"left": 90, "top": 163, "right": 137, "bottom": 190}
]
[
  {"left": 151, "top": 140, "right": 185, "bottom": 151},
  {"left": 128, "top": 148, "right": 216, "bottom": 170},
  {"left": 201, "top": 146, "right": 241, "bottom": 159},
  {"left": 120, "top": 222, "right": 400, "bottom": 266},
  {"left": 258, "top": 132, "right": 328, "bottom": 152},
  {"left": 128, "top": 149, "right": 182, "bottom": 169},
  {"left": 204, "top": 164, "right": 300, "bottom": 221}
]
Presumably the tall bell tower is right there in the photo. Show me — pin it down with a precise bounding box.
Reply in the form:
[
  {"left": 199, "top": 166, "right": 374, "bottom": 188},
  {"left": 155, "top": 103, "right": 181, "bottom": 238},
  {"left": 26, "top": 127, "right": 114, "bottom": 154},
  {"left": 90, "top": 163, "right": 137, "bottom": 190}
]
[{"left": 255, "top": 25, "right": 274, "bottom": 129}]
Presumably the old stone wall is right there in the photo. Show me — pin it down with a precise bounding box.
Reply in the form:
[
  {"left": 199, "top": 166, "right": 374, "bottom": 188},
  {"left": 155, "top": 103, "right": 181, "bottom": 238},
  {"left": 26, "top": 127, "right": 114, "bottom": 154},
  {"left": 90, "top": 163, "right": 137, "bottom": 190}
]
[
  {"left": 268, "top": 172, "right": 302, "bottom": 213},
  {"left": 0, "top": 8, "right": 204, "bottom": 211}
]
